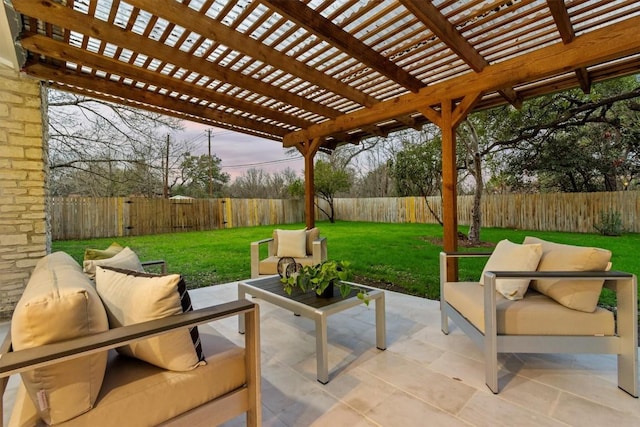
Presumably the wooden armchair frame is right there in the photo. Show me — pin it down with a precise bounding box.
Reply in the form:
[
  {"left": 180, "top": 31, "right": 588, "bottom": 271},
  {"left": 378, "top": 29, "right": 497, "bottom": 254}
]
[
  {"left": 0, "top": 299, "right": 261, "bottom": 426},
  {"left": 440, "top": 251, "right": 638, "bottom": 397}
]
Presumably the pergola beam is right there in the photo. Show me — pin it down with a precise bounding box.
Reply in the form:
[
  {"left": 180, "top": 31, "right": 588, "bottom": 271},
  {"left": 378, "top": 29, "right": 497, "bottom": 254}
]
[
  {"left": 20, "top": 33, "right": 311, "bottom": 130},
  {"left": 125, "top": 0, "right": 378, "bottom": 108},
  {"left": 12, "top": 0, "right": 343, "bottom": 120},
  {"left": 547, "top": 0, "right": 592, "bottom": 93},
  {"left": 400, "top": 0, "right": 488, "bottom": 72},
  {"left": 284, "top": 15, "right": 640, "bottom": 146},
  {"left": 27, "top": 62, "right": 288, "bottom": 139},
  {"left": 263, "top": 0, "right": 424, "bottom": 94}
]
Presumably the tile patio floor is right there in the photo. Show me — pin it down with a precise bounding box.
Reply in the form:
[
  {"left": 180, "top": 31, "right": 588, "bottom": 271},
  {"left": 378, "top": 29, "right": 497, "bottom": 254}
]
[{"left": 3, "top": 281, "right": 639, "bottom": 426}]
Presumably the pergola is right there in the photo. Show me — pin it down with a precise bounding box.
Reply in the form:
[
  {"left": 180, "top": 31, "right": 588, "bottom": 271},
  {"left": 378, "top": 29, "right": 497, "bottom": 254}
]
[{"left": 2, "top": 0, "right": 640, "bottom": 278}]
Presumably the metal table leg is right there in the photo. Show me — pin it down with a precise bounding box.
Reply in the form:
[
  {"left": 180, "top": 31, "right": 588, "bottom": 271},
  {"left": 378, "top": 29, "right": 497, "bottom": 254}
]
[
  {"left": 315, "top": 313, "right": 329, "bottom": 384},
  {"left": 375, "top": 292, "right": 386, "bottom": 350}
]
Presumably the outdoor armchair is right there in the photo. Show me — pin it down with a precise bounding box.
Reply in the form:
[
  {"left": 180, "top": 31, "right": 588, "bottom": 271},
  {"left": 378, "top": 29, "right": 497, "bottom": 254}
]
[
  {"left": 439, "top": 237, "right": 638, "bottom": 397},
  {"left": 250, "top": 227, "right": 327, "bottom": 278}
]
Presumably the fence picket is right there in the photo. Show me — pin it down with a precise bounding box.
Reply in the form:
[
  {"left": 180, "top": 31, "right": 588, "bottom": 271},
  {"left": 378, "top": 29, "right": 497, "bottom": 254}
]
[{"left": 51, "top": 192, "right": 639, "bottom": 240}]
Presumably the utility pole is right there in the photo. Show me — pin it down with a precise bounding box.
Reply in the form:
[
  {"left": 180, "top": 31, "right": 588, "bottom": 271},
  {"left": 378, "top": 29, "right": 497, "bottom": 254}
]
[
  {"left": 163, "top": 134, "right": 169, "bottom": 198},
  {"left": 208, "top": 129, "right": 213, "bottom": 198}
]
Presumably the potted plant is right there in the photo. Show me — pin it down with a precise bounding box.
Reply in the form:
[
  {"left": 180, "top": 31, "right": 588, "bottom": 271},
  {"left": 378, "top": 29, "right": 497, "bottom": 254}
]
[{"left": 280, "top": 260, "right": 369, "bottom": 304}]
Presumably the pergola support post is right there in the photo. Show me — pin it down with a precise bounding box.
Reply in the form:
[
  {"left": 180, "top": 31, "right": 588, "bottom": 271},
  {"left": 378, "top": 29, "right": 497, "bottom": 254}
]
[
  {"left": 297, "top": 138, "right": 323, "bottom": 229},
  {"left": 419, "top": 92, "right": 481, "bottom": 281},
  {"left": 440, "top": 100, "right": 459, "bottom": 281}
]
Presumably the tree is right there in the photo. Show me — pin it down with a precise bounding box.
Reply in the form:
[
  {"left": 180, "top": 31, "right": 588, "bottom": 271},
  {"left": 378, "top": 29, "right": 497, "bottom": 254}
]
[
  {"left": 228, "top": 168, "right": 271, "bottom": 198},
  {"left": 173, "top": 154, "right": 230, "bottom": 198},
  {"left": 47, "top": 89, "right": 190, "bottom": 196},
  {"left": 228, "top": 167, "right": 302, "bottom": 198},
  {"left": 352, "top": 162, "right": 395, "bottom": 197},
  {"left": 389, "top": 128, "right": 443, "bottom": 224},
  {"left": 494, "top": 77, "right": 640, "bottom": 192},
  {"left": 456, "top": 113, "right": 499, "bottom": 244},
  {"left": 314, "top": 159, "right": 352, "bottom": 223}
]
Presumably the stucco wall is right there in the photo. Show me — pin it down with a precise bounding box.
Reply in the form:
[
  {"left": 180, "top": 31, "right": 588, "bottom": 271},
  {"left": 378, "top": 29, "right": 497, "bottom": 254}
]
[{"left": 0, "top": 66, "right": 48, "bottom": 317}]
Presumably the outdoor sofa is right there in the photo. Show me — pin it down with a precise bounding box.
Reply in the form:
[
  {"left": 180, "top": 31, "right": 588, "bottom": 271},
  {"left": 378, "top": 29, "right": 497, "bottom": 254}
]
[
  {"left": 0, "top": 251, "right": 261, "bottom": 426},
  {"left": 440, "top": 236, "right": 638, "bottom": 396}
]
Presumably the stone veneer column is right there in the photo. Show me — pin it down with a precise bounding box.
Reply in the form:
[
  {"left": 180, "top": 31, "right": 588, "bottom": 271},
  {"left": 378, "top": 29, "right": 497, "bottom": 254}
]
[{"left": 0, "top": 65, "right": 49, "bottom": 317}]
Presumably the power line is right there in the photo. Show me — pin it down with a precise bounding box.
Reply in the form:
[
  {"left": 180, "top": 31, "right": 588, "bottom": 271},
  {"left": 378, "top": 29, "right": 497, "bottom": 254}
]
[{"left": 221, "top": 156, "right": 303, "bottom": 169}]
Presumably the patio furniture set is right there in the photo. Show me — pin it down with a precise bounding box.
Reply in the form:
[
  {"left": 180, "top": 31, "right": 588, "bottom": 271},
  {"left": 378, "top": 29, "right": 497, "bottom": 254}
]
[{"left": 0, "top": 231, "right": 637, "bottom": 426}]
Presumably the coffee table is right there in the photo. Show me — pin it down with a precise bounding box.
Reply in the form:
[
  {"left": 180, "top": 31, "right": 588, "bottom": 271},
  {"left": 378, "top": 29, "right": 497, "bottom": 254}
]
[{"left": 238, "top": 275, "right": 386, "bottom": 384}]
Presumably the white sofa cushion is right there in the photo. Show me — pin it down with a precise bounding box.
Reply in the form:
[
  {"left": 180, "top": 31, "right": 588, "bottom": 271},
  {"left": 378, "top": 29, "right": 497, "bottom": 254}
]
[
  {"left": 523, "top": 236, "right": 611, "bottom": 312},
  {"left": 11, "top": 252, "right": 109, "bottom": 425},
  {"left": 480, "top": 239, "right": 543, "bottom": 300},
  {"left": 95, "top": 267, "right": 206, "bottom": 371}
]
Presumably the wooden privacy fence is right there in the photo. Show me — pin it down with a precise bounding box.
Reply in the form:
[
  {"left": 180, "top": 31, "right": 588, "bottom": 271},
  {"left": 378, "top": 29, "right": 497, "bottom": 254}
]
[
  {"left": 325, "top": 191, "right": 640, "bottom": 233},
  {"left": 51, "top": 191, "right": 639, "bottom": 240},
  {"left": 51, "top": 197, "right": 304, "bottom": 240}
]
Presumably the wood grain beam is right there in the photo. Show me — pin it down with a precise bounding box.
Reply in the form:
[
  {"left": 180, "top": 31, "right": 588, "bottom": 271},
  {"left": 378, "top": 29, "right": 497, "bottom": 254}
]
[
  {"left": 20, "top": 33, "right": 310, "bottom": 130},
  {"left": 125, "top": 0, "right": 377, "bottom": 108},
  {"left": 26, "top": 62, "right": 288, "bottom": 139},
  {"left": 452, "top": 92, "right": 482, "bottom": 128},
  {"left": 284, "top": 15, "right": 640, "bottom": 146},
  {"left": 49, "top": 80, "right": 284, "bottom": 142},
  {"left": 546, "top": 0, "right": 591, "bottom": 94},
  {"left": 575, "top": 67, "right": 592, "bottom": 94},
  {"left": 395, "top": 115, "right": 422, "bottom": 131},
  {"left": 263, "top": 0, "right": 424, "bottom": 94},
  {"left": 498, "top": 87, "right": 523, "bottom": 110},
  {"left": 547, "top": 0, "right": 574, "bottom": 43},
  {"left": 12, "top": 0, "right": 341, "bottom": 119},
  {"left": 397, "top": 1, "right": 525, "bottom": 110},
  {"left": 400, "top": 0, "right": 488, "bottom": 72}
]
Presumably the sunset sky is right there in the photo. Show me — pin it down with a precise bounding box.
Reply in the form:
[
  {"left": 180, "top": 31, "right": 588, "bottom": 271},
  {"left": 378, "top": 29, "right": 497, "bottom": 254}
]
[{"left": 179, "top": 121, "right": 305, "bottom": 181}]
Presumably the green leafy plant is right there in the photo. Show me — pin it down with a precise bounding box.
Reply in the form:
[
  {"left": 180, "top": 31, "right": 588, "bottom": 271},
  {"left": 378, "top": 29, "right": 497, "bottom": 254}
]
[
  {"left": 281, "top": 260, "right": 369, "bottom": 304},
  {"left": 594, "top": 210, "right": 624, "bottom": 236}
]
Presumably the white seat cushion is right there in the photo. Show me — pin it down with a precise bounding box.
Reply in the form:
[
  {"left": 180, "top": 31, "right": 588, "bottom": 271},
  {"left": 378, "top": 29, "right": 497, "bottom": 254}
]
[
  {"left": 445, "top": 281, "right": 614, "bottom": 336},
  {"left": 9, "top": 327, "right": 246, "bottom": 427}
]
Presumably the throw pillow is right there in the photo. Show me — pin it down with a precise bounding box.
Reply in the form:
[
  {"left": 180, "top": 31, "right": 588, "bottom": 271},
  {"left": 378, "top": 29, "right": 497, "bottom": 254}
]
[
  {"left": 83, "top": 246, "right": 143, "bottom": 278},
  {"left": 480, "top": 239, "right": 543, "bottom": 300},
  {"left": 11, "top": 252, "right": 109, "bottom": 425},
  {"left": 83, "top": 242, "right": 124, "bottom": 261},
  {"left": 276, "top": 229, "right": 307, "bottom": 258},
  {"left": 523, "top": 236, "right": 612, "bottom": 312},
  {"left": 305, "top": 227, "right": 320, "bottom": 255},
  {"left": 95, "top": 266, "right": 206, "bottom": 371}
]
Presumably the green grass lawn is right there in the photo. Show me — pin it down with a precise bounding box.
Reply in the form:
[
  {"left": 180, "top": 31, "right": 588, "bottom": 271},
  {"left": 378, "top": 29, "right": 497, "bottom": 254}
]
[{"left": 53, "top": 221, "right": 640, "bottom": 306}]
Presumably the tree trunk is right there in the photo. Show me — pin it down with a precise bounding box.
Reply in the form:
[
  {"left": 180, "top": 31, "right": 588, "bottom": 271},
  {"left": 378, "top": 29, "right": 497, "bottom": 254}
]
[
  {"left": 461, "top": 120, "right": 483, "bottom": 245},
  {"left": 468, "top": 152, "right": 483, "bottom": 244}
]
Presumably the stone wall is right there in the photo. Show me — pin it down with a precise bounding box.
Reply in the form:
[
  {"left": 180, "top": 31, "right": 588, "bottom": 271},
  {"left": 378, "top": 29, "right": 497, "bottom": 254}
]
[{"left": 0, "top": 66, "right": 48, "bottom": 317}]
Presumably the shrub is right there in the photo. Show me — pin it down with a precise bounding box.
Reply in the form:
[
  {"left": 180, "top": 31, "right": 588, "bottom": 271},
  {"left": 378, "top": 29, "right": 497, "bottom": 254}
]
[{"left": 594, "top": 210, "right": 624, "bottom": 236}]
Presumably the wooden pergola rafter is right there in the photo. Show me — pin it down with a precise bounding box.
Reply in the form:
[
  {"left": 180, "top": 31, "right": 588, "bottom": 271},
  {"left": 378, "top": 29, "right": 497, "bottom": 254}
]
[{"left": 2, "top": 0, "right": 640, "bottom": 279}]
